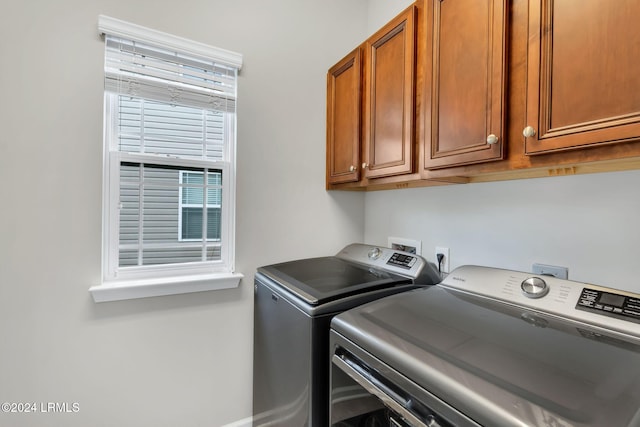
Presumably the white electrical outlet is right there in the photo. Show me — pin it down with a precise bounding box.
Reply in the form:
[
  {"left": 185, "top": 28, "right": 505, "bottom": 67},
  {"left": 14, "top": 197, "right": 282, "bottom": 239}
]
[
  {"left": 435, "top": 247, "right": 450, "bottom": 274},
  {"left": 388, "top": 237, "right": 421, "bottom": 255}
]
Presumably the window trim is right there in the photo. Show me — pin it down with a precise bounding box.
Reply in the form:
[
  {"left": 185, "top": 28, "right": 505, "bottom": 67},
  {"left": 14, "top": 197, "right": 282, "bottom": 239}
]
[
  {"left": 91, "top": 16, "right": 243, "bottom": 303},
  {"left": 98, "top": 15, "right": 243, "bottom": 70},
  {"left": 89, "top": 272, "right": 244, "bottom": 303},
  {"left": 104, "top": 150, "right": 232, "bottom": 279},
  {"left": 178, "top": 170, "right": 222, "bottom": 242}
]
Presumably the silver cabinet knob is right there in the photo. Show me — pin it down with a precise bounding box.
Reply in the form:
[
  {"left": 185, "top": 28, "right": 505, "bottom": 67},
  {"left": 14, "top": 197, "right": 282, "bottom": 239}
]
[
  {"left": 349, "top": 165, "right": 356, "bottom": 172},
  {"left": 362, "top": 163, "right": 368, "bottom": 169},
  {"left": 523, "top": 126, "right": 536, "bottom": 138},
  {"left": 486, "top": 134, "right": 499, "bottom": 145}
]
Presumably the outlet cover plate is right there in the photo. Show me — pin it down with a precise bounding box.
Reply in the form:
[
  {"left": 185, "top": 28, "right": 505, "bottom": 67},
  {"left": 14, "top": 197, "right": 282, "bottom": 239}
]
[
  {"left": 388, "top": 237, "right": 421, "bottom": 255},
  {"left": 532, "top": 263, "right": 568, "bottom": 279}
]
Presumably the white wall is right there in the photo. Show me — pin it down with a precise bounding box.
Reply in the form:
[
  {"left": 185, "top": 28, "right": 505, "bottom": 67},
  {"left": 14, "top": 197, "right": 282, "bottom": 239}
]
[
  {"left": 0, "top": 1, "right": 366, "bottom": 426},
  {"left": 367, "top": 0, "right": 413, "bottom": 33},
  {"left": 364, "top": 0, "right": 640, "bottom": 294},
  {"left": 365, "top": 171, "right": 640, "bottom": 293}
]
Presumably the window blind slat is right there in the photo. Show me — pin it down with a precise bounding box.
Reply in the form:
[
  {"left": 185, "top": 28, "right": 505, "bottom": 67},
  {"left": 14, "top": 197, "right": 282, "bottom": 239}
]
[
  {"left": 105, "top": 61, "right": 235, "bottom": 96},
  {"left": 104, "top": 47, "right": 236, "bottom": 89},
  {"left": 105, "top": 73, "right": 236, "bottom": 112},
  {"left": 116, "top": 97, "right": 224, "bottom": 160}
]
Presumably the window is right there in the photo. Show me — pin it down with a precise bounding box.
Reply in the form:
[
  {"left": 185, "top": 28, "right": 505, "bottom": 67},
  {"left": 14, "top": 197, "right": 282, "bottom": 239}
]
[
  {"left": 179, "top": 170, "right": 222, "bottom": 241},
  {"left": 90, "top": 16, "right": 243, "bottom": 302}
]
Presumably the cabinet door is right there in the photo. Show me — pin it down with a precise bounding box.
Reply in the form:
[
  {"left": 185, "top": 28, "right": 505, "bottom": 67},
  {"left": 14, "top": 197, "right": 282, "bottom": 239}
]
[
  {"left": 362, "top": 6, "right": 416, "bottom": 179},
  {"left": 327, "top": 48, "right": 362, "bottom": 185},
  {"left": 525, "top": 0, "right": 640, "bottom": 154},
  {"left": 423, "top": 0, "right": 507, "bottom": 169}
]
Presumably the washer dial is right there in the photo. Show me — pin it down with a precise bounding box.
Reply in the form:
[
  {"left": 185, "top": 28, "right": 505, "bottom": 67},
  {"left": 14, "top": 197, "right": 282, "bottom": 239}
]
[
  {"left": 368, "top": 247, "right": 382, "bottom": 260},
  {"left": 521, "top": 277, "right": 549, "bottom": 299}
]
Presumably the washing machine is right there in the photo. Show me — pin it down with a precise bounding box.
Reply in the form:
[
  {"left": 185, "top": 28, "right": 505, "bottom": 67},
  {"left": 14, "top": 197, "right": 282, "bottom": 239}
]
[{"left": 252, "top": 243, "right": 441, "bottom": 426}]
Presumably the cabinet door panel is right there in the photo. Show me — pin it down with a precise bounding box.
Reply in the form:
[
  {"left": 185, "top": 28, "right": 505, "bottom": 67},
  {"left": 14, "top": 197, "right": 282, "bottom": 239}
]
[
  {"left": 363, "top": 6, "right": 416, "bottom": 179},
  {"left": 525, "top": 0, "right": 640, "bottom": 154},
  {"left": 438, "top": 0, "right": 488, "bottom": 153},
  {"left": 424, "top": 0, "right": 507, "bottom": 169},
  {"left": 327, "top": 48, "right": 361, "bottom": 185},
  {"left": 371, "top": 33, "right": 405, "bottom": 167}
]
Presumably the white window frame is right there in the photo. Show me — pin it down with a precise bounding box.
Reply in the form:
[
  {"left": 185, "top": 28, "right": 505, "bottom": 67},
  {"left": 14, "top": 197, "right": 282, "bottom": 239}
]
[
  {"left": 178, "top": 170, "right": 222, "bottom": 242},
  {"left": 90, "top": 16, "right": 243, "bottom": 303}
]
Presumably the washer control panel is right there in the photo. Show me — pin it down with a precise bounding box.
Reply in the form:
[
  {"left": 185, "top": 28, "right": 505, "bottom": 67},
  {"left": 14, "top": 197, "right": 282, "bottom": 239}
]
[
  {"left": 577, "top": 288, "right": 640, "bottom": 324},
  {"left": 387, "top": 252, "right": 418, "bottom": 269},
  {"left": 336, "top": 244, "right": 439, "bottom": 282},
  {"left": 440, "top": 265, "right": 640, "bottom": 339}
]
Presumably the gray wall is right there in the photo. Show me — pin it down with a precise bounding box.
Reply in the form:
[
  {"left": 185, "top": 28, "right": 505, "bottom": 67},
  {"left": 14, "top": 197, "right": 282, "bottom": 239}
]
[
  {"left": 0, "top": 1, "right": 366, "bottom": 426},
  {"left": 364, "top": 0, "right": 640, "bottom": 293}
]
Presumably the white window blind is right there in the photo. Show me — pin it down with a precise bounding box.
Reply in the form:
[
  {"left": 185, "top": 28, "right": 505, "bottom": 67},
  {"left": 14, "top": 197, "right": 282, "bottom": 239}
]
[
  {"left": 104, "top": 35, "right": 237, "bottom": 112},
  {"left": 94, "top": 16, "right": 243, "bottom": 301}
]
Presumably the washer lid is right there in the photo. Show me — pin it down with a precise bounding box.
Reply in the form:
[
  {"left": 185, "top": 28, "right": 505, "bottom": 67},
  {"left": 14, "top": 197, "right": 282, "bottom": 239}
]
[
  {"left": 332, "top": 285, "right": 640, "bottom": 427},
  {"left": 257, "top": 256, "right": 411, "bottom": 305}
]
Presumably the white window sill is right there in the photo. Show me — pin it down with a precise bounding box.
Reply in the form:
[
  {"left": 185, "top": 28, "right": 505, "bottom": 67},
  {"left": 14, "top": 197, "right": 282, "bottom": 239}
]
[{"left": 89, "top": 272, "right": 244, "bottom": 303}]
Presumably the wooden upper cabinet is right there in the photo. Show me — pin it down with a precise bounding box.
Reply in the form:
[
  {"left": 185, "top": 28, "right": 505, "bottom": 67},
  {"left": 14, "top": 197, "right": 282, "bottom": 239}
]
[
  {"left": 362, "top": 6, "right": 417, "bottom": 179},
  {"left": 327, "top": 48, "right": 362, "bottom": 185},
  {"left": 525, "top": 0, "right": 640, "bottom": 155},
  {"left": 423, "top": 0, "right": 508, "bottom": 169}
]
